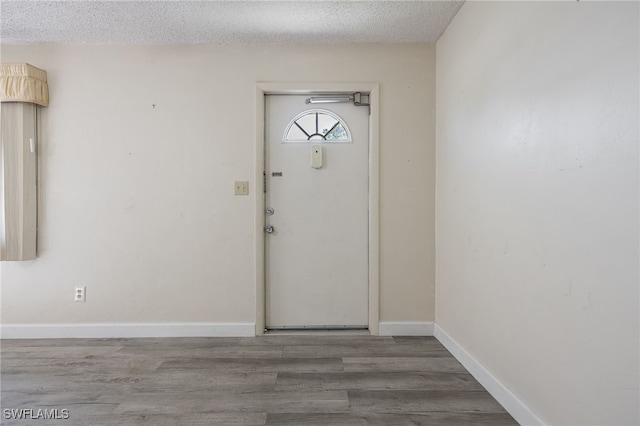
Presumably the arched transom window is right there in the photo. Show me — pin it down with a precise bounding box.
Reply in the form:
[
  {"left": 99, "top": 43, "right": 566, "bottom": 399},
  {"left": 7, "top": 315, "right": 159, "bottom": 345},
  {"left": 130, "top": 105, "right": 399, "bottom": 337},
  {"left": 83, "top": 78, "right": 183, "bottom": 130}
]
[{"left": 283, "top": 109, "right": 351, "bottom": 142}]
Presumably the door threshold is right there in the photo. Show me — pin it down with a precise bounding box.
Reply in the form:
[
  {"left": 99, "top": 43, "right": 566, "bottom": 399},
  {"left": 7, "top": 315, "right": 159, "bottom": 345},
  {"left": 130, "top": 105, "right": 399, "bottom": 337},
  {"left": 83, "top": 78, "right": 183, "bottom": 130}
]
[{"left": 264, "top": 329, "right": 371, "bottom": 336}]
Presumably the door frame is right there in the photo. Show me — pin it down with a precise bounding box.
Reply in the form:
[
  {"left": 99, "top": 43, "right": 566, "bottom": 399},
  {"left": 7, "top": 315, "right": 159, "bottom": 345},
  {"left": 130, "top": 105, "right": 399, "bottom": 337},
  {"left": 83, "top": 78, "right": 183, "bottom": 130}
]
[{"left": 254, "top": 82, "right": 380, "bottom": 335}]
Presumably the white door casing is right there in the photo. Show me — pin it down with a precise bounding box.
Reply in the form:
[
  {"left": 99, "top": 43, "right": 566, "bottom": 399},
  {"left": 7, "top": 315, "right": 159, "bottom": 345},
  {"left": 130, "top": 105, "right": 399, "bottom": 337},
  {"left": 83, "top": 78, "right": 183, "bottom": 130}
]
[
  {"left": 253, "top": 82, "right": 380, "bottom": 336},
  {"left": 265, "top": 94, "right": 369, "bottom": 329}
]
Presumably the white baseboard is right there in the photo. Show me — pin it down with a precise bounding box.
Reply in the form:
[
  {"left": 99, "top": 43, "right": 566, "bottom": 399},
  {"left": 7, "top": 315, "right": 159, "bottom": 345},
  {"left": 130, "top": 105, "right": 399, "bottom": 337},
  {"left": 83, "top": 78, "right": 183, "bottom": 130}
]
[
  {"left": 0, "top": 322, "right": 256, "bottom": 339},
  {"left": 434, "top": 323, "right": 547, "bottom": 426},
  {"left": 378, "top": 321, "right": 434, "bottom": 336}
]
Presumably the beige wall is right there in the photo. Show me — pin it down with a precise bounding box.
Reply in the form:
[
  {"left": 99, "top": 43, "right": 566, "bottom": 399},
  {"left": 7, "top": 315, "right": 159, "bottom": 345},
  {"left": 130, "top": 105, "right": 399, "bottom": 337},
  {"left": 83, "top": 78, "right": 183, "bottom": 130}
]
[
  {"left": 436, "top": 2, "right": 639, "bottom": 425},
  {"left": 0, "top": 44, "right": 436, "bottom": 326}
]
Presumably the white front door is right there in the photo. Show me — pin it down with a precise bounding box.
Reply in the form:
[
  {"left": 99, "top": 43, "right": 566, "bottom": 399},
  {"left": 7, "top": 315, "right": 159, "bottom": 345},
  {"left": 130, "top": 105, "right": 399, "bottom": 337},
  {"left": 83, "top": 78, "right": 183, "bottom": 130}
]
[{"left": 265, "top": 94, "right": 369, "bottom": 329}]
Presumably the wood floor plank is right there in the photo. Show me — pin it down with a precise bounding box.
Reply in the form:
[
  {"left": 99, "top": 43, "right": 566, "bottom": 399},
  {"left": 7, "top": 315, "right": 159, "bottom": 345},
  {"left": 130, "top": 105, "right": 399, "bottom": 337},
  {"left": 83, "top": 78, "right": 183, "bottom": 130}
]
[
  {"left": 391, "top": 336, "right": 441, "bottom": 345},
  {"left": 2, "top": 389, "right": 128, "bottom": 406},
  {"left": 1, "top": 345, "right": 123, "bottom": 359},
  {"left": 240, "top": 335, "right": 395, "bottom": 346},
  {"left": 266, "top": 412, "right": 368, "bottom": 425},
  {"left": 342, "top": 356, "right": 468, "bottom": 373},
  {"left": 348, "top": 389, "right": 508, "bottom": 413},
  {"left": 81, "top": 413, "right": 268, "bottom": 426},
  {"left": 127, "top": 371, "right": 278, "bottom": 393},
  {"left": 266, "top": 412, "right": 518, "bottom": 425},
  {"left": 274, "top": 371, "right": 484, "bottom": 392},
  {"left": 282, "top": 341, "right": 451, "bottom": 358},
  {"left": 2, "top": 371, "right": 278, "bottom": 394},
  {"left": 1, "top": 338, "right": 126, "bottom": 347},
  {"left": 59, "top": 412, "right": 268, "bottom": 426},
  {"left": 118, "top": 337, "right": 245, "bottom": 348},
  {"left": 0, "top": 410, "right": 267, "bottom": 426},
  {"left": 116, "top": 345, "right": 284, "bottom": 359},
  {"left": 113, "top": 389, "right": 350, "bottom": 415},
  {"left": 158, "top": 357, "right": 345, "bottom": 373}
]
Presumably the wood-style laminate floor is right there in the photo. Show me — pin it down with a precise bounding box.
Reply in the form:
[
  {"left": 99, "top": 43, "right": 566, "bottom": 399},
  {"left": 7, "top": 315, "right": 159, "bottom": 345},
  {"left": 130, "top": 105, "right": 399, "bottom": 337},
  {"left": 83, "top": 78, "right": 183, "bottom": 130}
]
[{"left": 1, "top": 335, "right": 517, "bottom": 425}]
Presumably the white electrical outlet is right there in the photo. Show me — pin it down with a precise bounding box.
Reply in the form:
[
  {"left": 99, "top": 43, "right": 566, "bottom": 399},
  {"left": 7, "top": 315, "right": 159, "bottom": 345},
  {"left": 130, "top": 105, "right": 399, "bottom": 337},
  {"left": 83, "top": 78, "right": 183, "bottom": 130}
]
[{"left": 75, "top": 286, "right": 86, "bottom": 302}]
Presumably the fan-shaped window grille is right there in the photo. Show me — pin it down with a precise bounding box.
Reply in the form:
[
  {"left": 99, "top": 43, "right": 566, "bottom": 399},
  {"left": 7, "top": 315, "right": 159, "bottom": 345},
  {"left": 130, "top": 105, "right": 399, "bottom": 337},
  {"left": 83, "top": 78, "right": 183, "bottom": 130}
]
[{"left": 283, "top": 109, "right": 351, "bottom": 142}]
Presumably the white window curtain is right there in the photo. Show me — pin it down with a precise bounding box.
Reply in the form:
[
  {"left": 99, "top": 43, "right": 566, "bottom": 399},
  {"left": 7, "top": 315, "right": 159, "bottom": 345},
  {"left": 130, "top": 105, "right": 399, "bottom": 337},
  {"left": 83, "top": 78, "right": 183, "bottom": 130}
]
[{"left": 0, "top": 63, "right": 49, "bottom": 107}]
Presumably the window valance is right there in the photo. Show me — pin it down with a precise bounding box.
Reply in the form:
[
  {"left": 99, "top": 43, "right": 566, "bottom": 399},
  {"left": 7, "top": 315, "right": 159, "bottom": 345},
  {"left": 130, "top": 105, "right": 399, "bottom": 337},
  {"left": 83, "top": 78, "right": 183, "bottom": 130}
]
[{"left": 0, "top": 63, "right": 49, "bottom": 107}]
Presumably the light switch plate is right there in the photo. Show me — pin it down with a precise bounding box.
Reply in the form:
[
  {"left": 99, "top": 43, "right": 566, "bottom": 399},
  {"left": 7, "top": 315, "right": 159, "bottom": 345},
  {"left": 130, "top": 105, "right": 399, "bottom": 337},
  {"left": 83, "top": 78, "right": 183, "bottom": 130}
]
[{"left": 234, "top": 181, "right": 249, "bottom": 195}]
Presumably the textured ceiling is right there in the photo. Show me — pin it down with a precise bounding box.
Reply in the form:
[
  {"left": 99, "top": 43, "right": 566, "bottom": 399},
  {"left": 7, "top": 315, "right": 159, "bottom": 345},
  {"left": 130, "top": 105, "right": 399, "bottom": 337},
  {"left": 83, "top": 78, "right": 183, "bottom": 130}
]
[{"left": 0, "top": 1, "right": 464, "bottom": 45}]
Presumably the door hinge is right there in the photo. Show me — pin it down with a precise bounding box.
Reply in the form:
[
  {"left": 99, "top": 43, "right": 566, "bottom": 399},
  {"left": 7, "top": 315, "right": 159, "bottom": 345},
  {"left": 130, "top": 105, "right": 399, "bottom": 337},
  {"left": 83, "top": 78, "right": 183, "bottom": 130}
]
[{"left": 263, "top": 171, "right": 266, "bottom": 193}]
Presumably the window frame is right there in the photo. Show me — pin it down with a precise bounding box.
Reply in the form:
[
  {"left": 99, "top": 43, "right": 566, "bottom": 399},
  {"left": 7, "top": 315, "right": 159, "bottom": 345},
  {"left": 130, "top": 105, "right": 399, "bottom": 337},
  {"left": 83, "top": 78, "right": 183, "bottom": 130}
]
[{"left": 282, "top": 108, "right": 352, "bottom": 143}]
